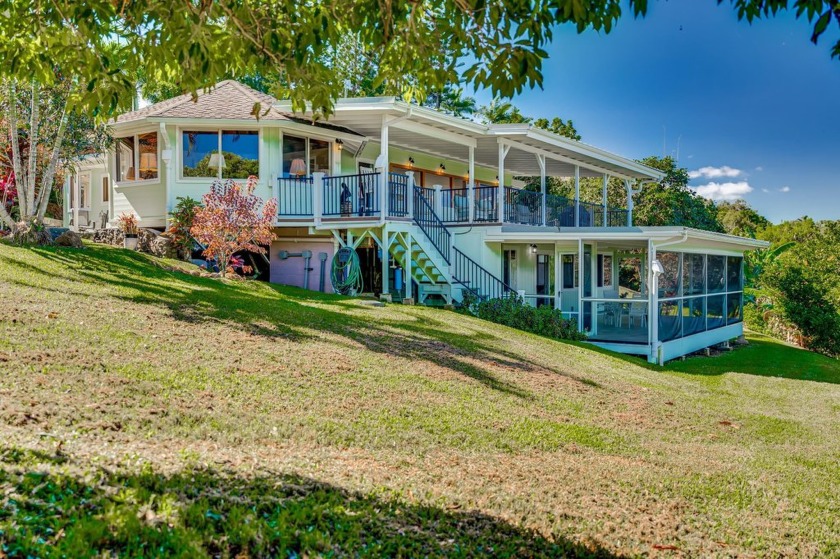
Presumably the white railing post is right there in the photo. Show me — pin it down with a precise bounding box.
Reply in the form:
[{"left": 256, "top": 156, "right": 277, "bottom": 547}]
[
  {"left": 312, "top": 172, "right": 324, "bottom": 225},
  {"left": 574, "top": 165, "right": 580, "bottom": 228},
  {"left": 433, "top": 185, "right": 443, "bottom": 217},
  {"left": 602, "top": 174, "right": 609, "bottom": 227},
  {"left": 626, "top": 179, "right": 634, "bottom": 227},
  {"left": 468, "top": 181, "right": 475, "bottom": 223},
  {"left": 406, "top": 172, "right": 415, "bottom": 220}
]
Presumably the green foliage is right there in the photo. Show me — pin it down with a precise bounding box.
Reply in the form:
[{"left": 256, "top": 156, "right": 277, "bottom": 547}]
[
  {"left": 764, "top": 264, "right": 840, "bottom": 357},
  {"left": 182, "top": 151, "right": 260, "bottom": 179},
  {"left": 717, "top": 200, "right": 771, "bottom": 238},
  {"left": 462, "top": 293, "right": 587, "bottom": 342},
  {"left": 166, "top": 197, "right": 203, "bottom": 259},
  {"left": 632, "top": 156, "right": 723, "bottom": 232},
  {"left": 478, "top": 99, "right": 580, "bottom": 140}
]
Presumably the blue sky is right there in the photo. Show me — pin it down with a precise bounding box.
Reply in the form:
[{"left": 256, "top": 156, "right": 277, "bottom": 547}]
[{"left": 469, "top": 2, "right": 840, "bottom": 223}]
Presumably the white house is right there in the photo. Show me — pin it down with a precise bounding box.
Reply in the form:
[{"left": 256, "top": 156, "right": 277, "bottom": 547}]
[{"left": 64, "top": 80, "right": 767, "bottom": 364}]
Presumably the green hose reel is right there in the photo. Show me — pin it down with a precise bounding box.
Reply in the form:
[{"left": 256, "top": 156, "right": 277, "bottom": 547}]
[{"left": 331, "top": 247, "right": 363, "bottom": 295}]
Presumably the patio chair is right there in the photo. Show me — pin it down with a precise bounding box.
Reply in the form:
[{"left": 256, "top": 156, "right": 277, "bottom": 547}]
[
  {"left": 454, "top": 195, "right": 468, "bottom": 221},
  {"left": 620, "top": 302, "right": 647, "bottom": 328}
]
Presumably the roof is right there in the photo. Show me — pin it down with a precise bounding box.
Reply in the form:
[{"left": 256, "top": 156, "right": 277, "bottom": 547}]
[
  {"left": 114, "top": 80, "right": 291, "bottom": 124},
  {"left": 275, "top": 97, "right": 665, "bottom": 182}
]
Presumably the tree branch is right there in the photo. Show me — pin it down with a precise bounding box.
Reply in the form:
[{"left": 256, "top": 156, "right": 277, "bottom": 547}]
[
  {"left": 26, "top": 80, "right": 40, "bottom": 219},
  {"left": 36, "top": 101, "right": 68, "bottom": 221},
  {"left": 6, "top": 81, "right": 26, "bottom": 218}
]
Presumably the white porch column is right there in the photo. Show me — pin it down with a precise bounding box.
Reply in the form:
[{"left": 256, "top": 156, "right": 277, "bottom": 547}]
[
  {"left": 577, "top": 238, "right": 584, "bottom": 333},
  {"left": 537, "top": 154, "right": 546, "bottom": 226},
  {"left": 468, "top": 145, "right": 475, "bottom": 223},
  {"left": 554, "top": 241, "right": 561, "bottom": 311},
  {"left": 271, "top": 173, "right": 278, "bottom": 224},
  {"left": 497, "top": 141, "right": 509, "bottom": 223},
  {"left": 574, "top": 165, "right": 580, "bottom": 228},
  {"left": 648, "top": 239, "right": 658, "bottom": 363},
  {"left": 312, "top": 172, "right": 325, "bottom": 225},
  {"left": 590, "top": 240, "right": 598, "bottom": 336},
  {"left": 602, "top": 174, "right": 609, "bottom": 227},
  {"left": 626, "top": 179, "right": 634, "bottom": 227},
  {"left": 379, "top": 116, "right": 389, "bottom": 224},
  {"left": 433, "top": 185, "right": 443, "bottom": 217},
  {"left": 406, "top": 171, "right": 415, "bottom": 220},
  {"left": 404, "top": 232, "right": 412, "bottom": 300}
]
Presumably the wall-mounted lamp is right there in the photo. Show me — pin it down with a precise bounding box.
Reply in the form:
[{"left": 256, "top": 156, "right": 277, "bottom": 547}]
[
  {"left": 408, "top": 157, "right": 415, "bottom": 167},
  {"left": 438, "top": 163, "right": 446, "bottom": 173},
  {"left": 651, "top": 259, "right": 665, "bottom": 276},
  {"left": 529, "top": 244, "right": 538, "bottom": 255},
  {"left": 336, "top": 139, "right": 344, "bottom": 151}
]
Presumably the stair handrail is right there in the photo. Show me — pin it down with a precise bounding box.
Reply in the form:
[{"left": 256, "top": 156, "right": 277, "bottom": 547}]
[
  {"left": 451, "top": 246, "right": 515, "bottom": 301},
  {"left": 412, "top": 186, "right": 451, "bottom": 265}
]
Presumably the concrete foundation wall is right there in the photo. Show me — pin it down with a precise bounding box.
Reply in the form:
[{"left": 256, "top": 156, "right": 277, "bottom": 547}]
[{"left": 270, "top": 238, "right": 336, "bottom": 293}]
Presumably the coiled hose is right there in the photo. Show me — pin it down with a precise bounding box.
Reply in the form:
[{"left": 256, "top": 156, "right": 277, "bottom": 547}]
[{"left": 330, "top": 247, "right": 363, "bottom": 295}]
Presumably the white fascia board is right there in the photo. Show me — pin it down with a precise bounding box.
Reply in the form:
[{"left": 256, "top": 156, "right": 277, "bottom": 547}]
[
  {"left": 151, "top": 118, "right": 365, "bottom": 142},
  {"left": 497, "top": 138, "right": 638, "bottom": 181},
  {"left": 389, "top": 119, "right": 477, "bottom": 149}
]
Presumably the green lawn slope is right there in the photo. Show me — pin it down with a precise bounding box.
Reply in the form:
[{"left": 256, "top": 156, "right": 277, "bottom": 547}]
[{"left": 1, "top": 242, "right": 838, "bottom": 557}]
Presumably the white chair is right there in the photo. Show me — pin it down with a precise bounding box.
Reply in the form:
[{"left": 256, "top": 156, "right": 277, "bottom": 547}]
[{"left": 620, "top": 302, "right": 647, "bottom": 328}]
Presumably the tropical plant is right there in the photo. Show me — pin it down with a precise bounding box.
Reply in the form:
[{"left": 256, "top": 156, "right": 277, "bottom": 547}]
[
  {"left": 190, "top": 177, "right": 277, "bottom": 278},
  {"left": 117, "top": 213, "right": 139, "bottom": 236},
  {"left": 165, "top": 197, "right": 203, "bottom": 260}
]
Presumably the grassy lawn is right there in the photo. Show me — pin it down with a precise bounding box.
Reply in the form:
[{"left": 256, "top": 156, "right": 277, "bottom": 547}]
[{"left": 1, "top": 242, "right": 838, "bottom": 557}]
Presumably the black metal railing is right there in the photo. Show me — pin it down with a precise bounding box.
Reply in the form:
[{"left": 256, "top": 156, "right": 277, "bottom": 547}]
[
  {"left": 388, "top": 172, "right": 409, "bottom": 217},
  {"left": 504, "top": 187, "right": 543, "bottom": 226},
  {"left": 323, "top": 172, "right": 380, "bottom": 217},
  {"left": 452, "top": 247, "right": 515, "bottom": 301},
  {"left": 473, "top": 185, "right": 498, "bottom": 222},
  {"left": 277, "top": 176, "right": 313, "bottom": 216},
  {"left": 412, "top": 186, "right": 451, "bottom": 264},
  {"left": 438, "top": 187, "right": 470, "bottom": 223},
  {"left": 545, "top": 195, "right": 628, "bottom": 227}
]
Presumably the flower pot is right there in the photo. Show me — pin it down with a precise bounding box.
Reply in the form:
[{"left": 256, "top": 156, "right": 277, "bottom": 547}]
[{"left": 124, "top": 235, "right": 139, "bottom": 250}]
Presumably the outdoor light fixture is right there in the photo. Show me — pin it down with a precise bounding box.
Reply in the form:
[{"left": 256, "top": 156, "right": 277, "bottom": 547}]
[
  {"left": 408, "top": 157, "right": 415, "bottom": 167},
  {"left": 530, "top": 244, "right": 538, "bottom": 254},
  {"left": 651, "top": 259, "right": 665, "bottom": 276},
  {"left": 336, "top": 139, "right": 344, "bottom": 151},
  {"left": 438, "top": 163, "right": 446, "bottom": 173}
]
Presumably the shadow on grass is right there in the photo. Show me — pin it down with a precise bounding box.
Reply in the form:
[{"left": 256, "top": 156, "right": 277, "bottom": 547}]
[
  {"left": 19, "top": 244, "right": 603, "bottom": 398},
  {"left": 0, "top": 446, "right": 621, "bottom": 558}
]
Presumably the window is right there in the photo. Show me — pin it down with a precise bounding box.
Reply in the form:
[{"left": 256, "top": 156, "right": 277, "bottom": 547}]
[
  {"left": 562, "top": 254, "right": 578, "bottom": 289},
  {"left": 536, "top": 253, "right": 554, "bottom": 307},
  {"left": 683, "top": 296, "right": 706, "bottom": 336},
  {"left": 658, "top": 251, "right": 681, "bottom": 298},
  {"left": 68, "top": 175, "right": 76, "bottom": 209},
  {"left": 597, "top": 255, "right": 613, "bottom": 288},
  {"left": 282, "top": 135, "right": 331, "bottom": 177},
  {"left": 707, "top": 255, "right": 726, "bottom": 294},
  {"left": 683, "top": 253, "right": 705, "bottom": 295},
  {"left": 727, "top": 256, "right": 743, "bottom": 292},
  {"left": 706, "top": 295, "right": 726, "bottom": 330},
  {"left": 102, "top": 176, "right": 109, "bottom": 203},
  {"left": 79, "top": 173, "right": 91, "bottom": 208},
  {"left": 658, "top": 300, "right": 682, "bottom": 342},
  {"left": 727, "top": 293, "right": 743, "bottom": 325},
  {"left": 183, "top": 130, "right": 259, "bottom": 179},
  {"left": 116, "top": 133, "right": 158, "bottom": 182}
]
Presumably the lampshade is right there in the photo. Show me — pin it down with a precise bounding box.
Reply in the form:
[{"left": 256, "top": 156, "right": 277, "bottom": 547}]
[
  {"left": 139, "top": 152, "right": 157, "bottom": 172},
  {"left": 289, "top": 158, "right": 306, "bottom": 176},
  {"left": 208, "top": 153, "right": 227, "bottom": 170}
]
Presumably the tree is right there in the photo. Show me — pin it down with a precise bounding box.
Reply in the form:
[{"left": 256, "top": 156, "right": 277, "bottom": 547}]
[
  {"left": 717, "top": 200, "right": 771, "bottom": 238},
  {"left": 190, "top": 177, "right": 277, "bottom": 278},
  {"left": 3, "top": 1, "right": 837, "bottom": 120},
  {"left": 632, "top": 156, "right": 723, "bottom": 232},
  {"left": 0, "top": 78, "right": 111, "bottom": 232}
]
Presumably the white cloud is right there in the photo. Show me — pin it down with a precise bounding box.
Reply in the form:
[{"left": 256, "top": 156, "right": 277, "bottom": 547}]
[
  {"left": 762, "top": 188, "right": 770, "bottom": 193},
  {"left": 755, "top": 166, "right": 764, "bottom": 172},
  {"left": 688, "top": 165, "right": 743, "bottom": 179},
  {"left": 779, "top": 186, "right": 791, "bottom": 193},
  {"left": 693, "top": 181, "right": 753, "bottom": 202}
]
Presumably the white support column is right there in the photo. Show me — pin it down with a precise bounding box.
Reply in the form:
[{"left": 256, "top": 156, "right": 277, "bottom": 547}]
[
  {"left": 574, "top": 165, "right": 580, "bottom": 228},
  {"left": 404, "top": 231, "right": 412, "bottom": 300},
  {"left": 626, "top": 179, "right": 634, "bottom": 227},
  {"left": 379, "top": 116, "right": 389, "bottom": 224},
  {"left": 602, "top": 174, "right": 609, "bottom": 227},
  {"left": 554, "top": 241, "right": 561, "bottom": 311},
  {"left": 577, "top": 238, "right": 584, "bottom": 333},
  {"left": 590, "top": 241, "right": 598, "bottom": 336},
  {"left": 648, "top": 239, "right": 658, "bottom": 363},
  {"left": 406, "top": 171, "right": 415, "bottom": 220},
  {"left": 312, "top": 172, "right": 325, "bottom": 225},
  {"left": 468, "top": 145, "right": 476, "bottom": 223},
  {"left": 271, "top": 173, "right": 278, "bottom": 224},
  {"left": 536, "top": 154, "right": 546, "bottom": 226},
  {"left": 433, "top": 185, "right": 443, "bottom": 217},
  {"left": 381, "top": 226, "right": 389, "bottom": 296},
  {"left": 497, "top": 141, "right": 509, "bottom": 223}
]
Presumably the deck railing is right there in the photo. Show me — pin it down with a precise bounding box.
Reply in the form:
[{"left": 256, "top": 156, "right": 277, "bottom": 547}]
[
  {"left": 438, "top": 187, "right": 470, "bottom": 223},
  {"left": 388, "top": 172, "right": 409, "bottom": 217},
  {"left": 473, "top": 186, "right": 498, "bottom": 222},
  {"left": 322, "top": 172, "right": 380, "bottom": 217},
  {"left": 452, "top": 247, "right": 515, "bottom": 301},
  {"left": 413, "top": 186, "right": 451, "bottom": 264},
  {"left": 277, "top": 176, "right": 314, "bottom": 217},
  {"left": 504, "top": 187, "right": 543, "bottom": 226}
]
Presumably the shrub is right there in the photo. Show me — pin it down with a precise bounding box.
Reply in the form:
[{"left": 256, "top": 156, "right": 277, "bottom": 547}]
[
  {"left": 462, "top": 292, "right": 586, "bottom": 342},
  {"left": 164, "top": 196, "right": 202, "bottom": 260},
  {"left": 117, "top": 213, "right": 139, "bottom": 236}
]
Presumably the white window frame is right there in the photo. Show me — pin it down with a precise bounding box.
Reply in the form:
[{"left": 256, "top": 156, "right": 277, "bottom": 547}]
[
  {"left": 178, "top": 127, "right": 262, "bottom": 181},
  {"left": 114, "top": 132, "right": 161, "bottom": 186},
  {"left": 77, "top": 171, "right": 92, "bottom": 210},
  {"left": 279, "top": 130, "right": 334, "bottom": 177}
]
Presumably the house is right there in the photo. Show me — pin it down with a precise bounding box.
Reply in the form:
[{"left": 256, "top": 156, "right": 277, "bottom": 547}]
[{"left": 64, "top": 80, "right": 768, "bottom": 364}]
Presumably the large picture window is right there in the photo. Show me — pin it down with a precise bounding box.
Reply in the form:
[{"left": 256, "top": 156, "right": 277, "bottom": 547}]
[
  {"left": 658, "top": 251, "right": 681, "bottom": 298},
  {"left": 183, "top": 130, "right": 260, "bottom": 179},
  {"left": 116, "top": 133, "right": 158, "bottom": 182}
]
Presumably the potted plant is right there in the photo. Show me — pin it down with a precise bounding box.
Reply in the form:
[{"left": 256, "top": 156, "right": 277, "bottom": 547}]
[{"left": 118, "top": 212, "right": 139, "bottom": 250}]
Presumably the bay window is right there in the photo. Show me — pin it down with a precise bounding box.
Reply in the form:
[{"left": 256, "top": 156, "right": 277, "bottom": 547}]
[
  {"left": 183, "top": 130, "right": 259, "bottom": 179},
  {"left": 116, "top": 133, "right": 158, "bottom": 182}
]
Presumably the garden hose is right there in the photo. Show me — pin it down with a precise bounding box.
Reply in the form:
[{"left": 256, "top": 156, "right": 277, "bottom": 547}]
[{"left": 331, "top": 247, "right": 363, "bottom": 295}]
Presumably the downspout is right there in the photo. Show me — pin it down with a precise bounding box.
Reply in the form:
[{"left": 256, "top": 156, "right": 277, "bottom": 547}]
[{"left": 649, "top": 230, "right": 689, "bottom": 364}]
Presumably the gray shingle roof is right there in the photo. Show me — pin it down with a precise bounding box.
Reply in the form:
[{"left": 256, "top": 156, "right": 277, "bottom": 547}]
[{"left": 114, "top": 80, "right": 290, "bottom": 124}]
